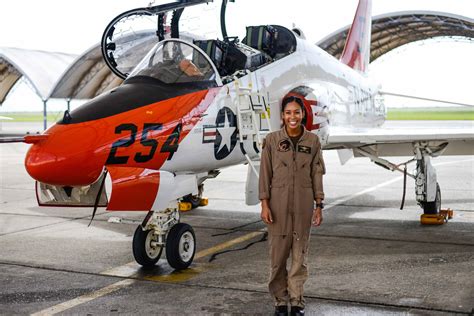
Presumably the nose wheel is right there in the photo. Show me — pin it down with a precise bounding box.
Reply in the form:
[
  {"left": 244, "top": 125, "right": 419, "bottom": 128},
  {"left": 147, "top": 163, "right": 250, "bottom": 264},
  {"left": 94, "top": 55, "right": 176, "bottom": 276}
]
[
  {"left": 132, "top": 226, "right": 163, "bottom": 267},
  {"left": 166, "top": 223, "right": 196, "bottom": 270},
  {"left": 132, "top": 208, "right": 196, "bottom": 270}
]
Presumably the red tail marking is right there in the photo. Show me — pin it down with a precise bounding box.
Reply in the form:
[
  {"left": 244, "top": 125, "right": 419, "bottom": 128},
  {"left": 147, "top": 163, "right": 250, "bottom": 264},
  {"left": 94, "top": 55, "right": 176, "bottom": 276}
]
[{"left": 340, "top": 0, "right": 372, "bottom": 73}]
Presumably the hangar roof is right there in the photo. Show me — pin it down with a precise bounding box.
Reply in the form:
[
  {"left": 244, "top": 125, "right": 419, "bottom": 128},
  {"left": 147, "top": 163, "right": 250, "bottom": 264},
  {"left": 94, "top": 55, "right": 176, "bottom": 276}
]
[
  {"left": 49, "top": 31, "right": 197, "bottom": 100},
  {"left": 317, "top": 11, "right": 474, "bottom": 62},
  {"left": 10, "top": 11, "right": 473, "bottom": 103},
  {"left": 48, "top": 43, "right": 124, "bottom": 100},
  {"left": 0, "top": 47, "right": 76, "bottom": 104}
]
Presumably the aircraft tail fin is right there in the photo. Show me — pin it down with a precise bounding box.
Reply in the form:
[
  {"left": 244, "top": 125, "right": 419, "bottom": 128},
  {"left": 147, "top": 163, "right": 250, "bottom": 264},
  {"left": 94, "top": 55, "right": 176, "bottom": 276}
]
[{"left": 340, "top": 0, "right": 372, "bottom": 73}]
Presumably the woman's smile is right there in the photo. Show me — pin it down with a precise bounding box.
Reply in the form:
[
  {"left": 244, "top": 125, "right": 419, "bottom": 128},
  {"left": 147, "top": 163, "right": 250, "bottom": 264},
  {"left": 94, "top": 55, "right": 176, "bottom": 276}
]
[{"left": 282, "top": 101, "right": 304, "bottom": 135}]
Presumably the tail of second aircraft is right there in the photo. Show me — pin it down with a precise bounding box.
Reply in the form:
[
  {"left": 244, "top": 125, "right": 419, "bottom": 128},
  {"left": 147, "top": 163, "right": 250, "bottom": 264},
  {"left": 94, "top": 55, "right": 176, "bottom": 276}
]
[{"left": 340, "top": 0, "right": 372, "bottom": 73}]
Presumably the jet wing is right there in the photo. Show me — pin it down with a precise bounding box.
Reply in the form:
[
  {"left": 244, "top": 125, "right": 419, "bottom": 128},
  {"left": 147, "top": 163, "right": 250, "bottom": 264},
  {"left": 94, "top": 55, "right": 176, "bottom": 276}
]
[{"left": 326, "top": 126, "right": 474, "bottom": 156}]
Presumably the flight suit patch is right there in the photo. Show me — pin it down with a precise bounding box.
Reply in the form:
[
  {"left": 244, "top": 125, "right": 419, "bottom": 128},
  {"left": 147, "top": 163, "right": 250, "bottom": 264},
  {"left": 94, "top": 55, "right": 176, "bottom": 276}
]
[
  {"left": 298, "top": 145, "right": 311, "bottom": 154},
  {"left": 278, "top": 140, "right": 291, "bottom": 152}
]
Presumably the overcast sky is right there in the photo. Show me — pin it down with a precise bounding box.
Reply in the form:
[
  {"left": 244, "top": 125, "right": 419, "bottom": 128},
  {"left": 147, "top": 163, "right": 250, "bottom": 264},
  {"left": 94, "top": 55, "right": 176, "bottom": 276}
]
[{"left": 0, "top": 0, "right": 473, "bottom": 111}]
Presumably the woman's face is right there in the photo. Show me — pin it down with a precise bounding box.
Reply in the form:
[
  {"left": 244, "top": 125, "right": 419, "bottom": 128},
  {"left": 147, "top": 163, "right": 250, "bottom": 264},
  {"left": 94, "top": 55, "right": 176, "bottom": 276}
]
[{"left": 282, "top": 101, "right": 304, "bottom": 130}]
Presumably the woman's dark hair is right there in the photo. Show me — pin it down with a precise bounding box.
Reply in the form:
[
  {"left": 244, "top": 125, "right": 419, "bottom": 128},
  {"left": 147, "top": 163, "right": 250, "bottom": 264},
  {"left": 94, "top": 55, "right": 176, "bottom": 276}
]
[{"left": 281, "top": 96, "right": 305, "bottom": 112}]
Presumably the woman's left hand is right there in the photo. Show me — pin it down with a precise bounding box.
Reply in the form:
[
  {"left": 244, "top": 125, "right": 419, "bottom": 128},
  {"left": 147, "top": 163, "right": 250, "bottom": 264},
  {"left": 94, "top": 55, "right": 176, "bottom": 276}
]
[{"left": 312, "top": 207, "right": 323, "bottom": 226}]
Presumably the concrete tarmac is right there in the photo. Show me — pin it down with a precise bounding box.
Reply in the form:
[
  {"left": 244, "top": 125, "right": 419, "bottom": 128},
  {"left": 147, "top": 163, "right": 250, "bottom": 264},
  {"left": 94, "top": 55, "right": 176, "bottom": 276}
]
[{"left": 1, "top": 122, "right": 473, "bottom": 315}]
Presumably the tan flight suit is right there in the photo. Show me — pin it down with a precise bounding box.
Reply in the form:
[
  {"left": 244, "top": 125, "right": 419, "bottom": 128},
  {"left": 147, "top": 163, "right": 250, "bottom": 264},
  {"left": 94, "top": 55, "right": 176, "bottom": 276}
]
[{"left": 259, "top": 127, "right": 325, "bottom": 308}]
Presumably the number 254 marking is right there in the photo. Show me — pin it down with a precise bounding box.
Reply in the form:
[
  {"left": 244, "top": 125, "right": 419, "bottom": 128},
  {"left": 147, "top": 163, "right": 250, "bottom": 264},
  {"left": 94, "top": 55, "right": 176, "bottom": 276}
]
[{"left": 106, "top": 123, "right": 182, "bottom": 165}]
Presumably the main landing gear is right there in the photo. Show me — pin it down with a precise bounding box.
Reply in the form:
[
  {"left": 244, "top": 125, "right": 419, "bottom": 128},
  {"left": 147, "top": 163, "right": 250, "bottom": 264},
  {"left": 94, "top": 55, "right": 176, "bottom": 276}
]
[
  {"left": 355, "top": 141, "right": 454, "bottom": 225},
  {"left": 181, "top": 184, "right": 208, "bottom": 211},
  {"left": 132, "top": 207, "right": 196, "bottom": 270}
]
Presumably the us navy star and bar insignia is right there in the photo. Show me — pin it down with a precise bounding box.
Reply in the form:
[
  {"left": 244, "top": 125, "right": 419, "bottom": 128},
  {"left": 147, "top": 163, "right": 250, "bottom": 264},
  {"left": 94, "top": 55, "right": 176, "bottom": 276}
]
[{"left": 202, "top": 107, "right": 238, "bottom": 160}]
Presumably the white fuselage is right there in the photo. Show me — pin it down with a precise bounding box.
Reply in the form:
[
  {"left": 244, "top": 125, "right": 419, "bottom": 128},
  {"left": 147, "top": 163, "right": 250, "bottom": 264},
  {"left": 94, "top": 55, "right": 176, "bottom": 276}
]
[{"left": 163, "top": 36, "right": 386, "bottom": 174}]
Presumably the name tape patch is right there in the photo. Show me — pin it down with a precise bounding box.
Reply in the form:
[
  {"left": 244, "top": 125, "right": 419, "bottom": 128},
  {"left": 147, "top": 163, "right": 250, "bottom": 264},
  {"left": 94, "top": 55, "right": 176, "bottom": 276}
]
[{"left": 298, "top": 145, "right": 311, "bottom": 154}]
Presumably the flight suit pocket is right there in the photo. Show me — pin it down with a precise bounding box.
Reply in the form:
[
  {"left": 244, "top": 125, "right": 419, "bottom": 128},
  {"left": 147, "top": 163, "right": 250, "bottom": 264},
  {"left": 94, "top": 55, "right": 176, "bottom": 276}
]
[
  {"left": 271, "top": 156, "right": 289, "bottom": 187},
  {"left": 297, "top": 158, "right": 313, "bottom": 188}
]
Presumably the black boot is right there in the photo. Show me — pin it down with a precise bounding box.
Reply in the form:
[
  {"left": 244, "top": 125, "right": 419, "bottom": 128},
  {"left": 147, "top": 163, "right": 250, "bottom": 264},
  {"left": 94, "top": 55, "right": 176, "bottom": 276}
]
[
  {"left": 290, "top": 306, "right": 305, "bottom": 316},
  {"left": 274, "top": 305, "right": 288, "bottom": 316}
]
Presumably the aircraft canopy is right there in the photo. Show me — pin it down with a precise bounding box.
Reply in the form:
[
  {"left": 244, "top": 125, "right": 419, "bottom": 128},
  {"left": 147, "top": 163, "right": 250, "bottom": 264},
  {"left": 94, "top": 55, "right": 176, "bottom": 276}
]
[{"left": 129, "top": 39, "right": 220, "bottom": 85}]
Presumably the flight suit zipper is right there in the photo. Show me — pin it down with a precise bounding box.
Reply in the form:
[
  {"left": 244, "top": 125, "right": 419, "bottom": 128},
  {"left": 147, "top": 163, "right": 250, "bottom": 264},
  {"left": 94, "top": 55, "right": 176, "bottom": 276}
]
[{"left": 287, "top": 132, "right": 304, "bottom": 241}]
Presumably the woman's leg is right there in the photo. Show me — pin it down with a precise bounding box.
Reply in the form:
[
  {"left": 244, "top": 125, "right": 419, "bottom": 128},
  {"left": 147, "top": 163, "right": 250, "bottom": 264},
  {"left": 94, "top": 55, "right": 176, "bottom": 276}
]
[
  {"left": 287, "top": 232, "right": 310, "bottom": 308},
  {"left": 268, "top": 234, "right": 292, "bottom": 306}
]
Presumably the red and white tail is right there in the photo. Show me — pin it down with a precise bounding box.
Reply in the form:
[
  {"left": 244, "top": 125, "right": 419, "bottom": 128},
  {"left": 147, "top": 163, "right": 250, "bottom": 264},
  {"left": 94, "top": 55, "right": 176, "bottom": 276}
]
[{"left": 340, "top": 0, "right": 372, "bottom": 73}]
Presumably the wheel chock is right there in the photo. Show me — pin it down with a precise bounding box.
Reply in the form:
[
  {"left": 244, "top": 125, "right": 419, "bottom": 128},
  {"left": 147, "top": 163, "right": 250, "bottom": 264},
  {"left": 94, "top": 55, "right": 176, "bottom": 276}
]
[
  {"left": 420, "top": 214, "right": 444, "bottom": 225},
  {"left": 420, "top": 208, "right": 454, "bottom": 225},
  {"left": 199, "top": 197, "right": 209, "bottom": 207},
  {"left": 179, "top": 202, "right": 192, "bottom": 212},
  {"left": 440, "top": 208, "right": 454, "bottom": 219}
]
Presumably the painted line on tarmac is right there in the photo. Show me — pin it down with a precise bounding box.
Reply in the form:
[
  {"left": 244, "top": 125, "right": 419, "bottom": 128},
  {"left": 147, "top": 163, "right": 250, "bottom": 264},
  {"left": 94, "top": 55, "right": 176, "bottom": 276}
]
[
  {"left": 30, "top": 229, "right": 266, "bottom": 315},
  {"left": 30, "top": 279, "right": 135, "bottom": 316}
]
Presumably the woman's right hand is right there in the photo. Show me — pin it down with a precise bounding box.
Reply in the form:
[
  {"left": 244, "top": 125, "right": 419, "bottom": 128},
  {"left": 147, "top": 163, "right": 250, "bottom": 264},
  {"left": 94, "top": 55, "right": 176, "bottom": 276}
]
[{"left": 260, "top": 200, "right": 273, "bottom": 224}]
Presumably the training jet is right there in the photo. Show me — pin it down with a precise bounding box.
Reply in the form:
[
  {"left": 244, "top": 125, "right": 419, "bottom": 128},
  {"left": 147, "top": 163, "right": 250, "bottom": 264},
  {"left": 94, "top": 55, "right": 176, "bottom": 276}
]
[{"left": 2, "top": 0, "right": 473, "bottom": 270}]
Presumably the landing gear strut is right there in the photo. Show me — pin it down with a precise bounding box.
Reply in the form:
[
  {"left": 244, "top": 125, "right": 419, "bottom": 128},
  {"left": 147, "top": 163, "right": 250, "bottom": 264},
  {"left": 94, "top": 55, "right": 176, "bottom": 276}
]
[
  {"left": 182, "top": 184, "right": 207, "bottom": 209},
  {"left": 354, "top": 141, "right": 453, "bottom": 224},
  {"left": 182, "top": 184, "right": 203, "bottom": 209},
  {"left": 414, "top": 145, "right": 441, "bottom": 215}
]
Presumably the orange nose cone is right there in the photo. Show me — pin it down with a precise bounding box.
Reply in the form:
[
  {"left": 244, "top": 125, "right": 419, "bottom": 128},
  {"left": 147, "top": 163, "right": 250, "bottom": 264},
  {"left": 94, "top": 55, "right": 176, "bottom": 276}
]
[{"left": 25, "top": 142, "right": 102, "bottom": 186}]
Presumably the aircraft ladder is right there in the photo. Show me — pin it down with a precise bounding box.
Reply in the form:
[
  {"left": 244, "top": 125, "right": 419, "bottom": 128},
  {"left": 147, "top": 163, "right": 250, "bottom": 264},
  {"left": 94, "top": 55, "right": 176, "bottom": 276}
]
[{"left": 234, "top": 81, "right": 272, "bottom": 177}]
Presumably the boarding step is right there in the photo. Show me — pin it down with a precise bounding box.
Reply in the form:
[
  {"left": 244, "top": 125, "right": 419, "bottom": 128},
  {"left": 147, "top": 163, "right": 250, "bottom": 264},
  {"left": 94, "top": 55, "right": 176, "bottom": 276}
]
[{"left": 237, "top": 92, "right": 268, "bottom": 114}]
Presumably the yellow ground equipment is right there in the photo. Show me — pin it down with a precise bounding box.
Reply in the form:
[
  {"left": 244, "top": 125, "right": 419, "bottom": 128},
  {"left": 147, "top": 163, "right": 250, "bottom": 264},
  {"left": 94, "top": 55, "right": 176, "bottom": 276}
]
[
  {"left": 199, "top": 198, "right": 209, "bottom": 206},
  {"left": 420, "top": 209, "right": 454, "bottom": 225},
  {"left": 178, "top": 202, "right": 192, "bottom": 212}
]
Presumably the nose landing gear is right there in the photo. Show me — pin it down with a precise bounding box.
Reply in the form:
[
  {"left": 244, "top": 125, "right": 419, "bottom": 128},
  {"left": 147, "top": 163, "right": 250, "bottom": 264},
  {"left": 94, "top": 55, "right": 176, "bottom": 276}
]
[
  {"left": 132, "top": 227, "right": 163, "bottom": 267},
  {"left": 166, "top": 223, "right": 196, "bottom": 270},
  {"left": 132, "top": 207, "right": 196, "bottom": 270}
]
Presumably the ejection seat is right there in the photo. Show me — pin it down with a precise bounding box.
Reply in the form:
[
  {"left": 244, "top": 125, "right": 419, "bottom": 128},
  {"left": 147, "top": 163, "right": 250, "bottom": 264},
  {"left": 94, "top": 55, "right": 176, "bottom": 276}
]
[
  {"left": 242, "top": 25, "right": 297, "bottom": 60},
  {"left": 193, "top": 38, "right": 268, "bottom": 78}
]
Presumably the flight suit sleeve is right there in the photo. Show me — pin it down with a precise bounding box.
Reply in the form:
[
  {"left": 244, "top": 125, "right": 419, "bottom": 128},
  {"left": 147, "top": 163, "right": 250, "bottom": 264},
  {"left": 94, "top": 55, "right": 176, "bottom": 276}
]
[
  {"left": 259, "top": 137, "right": 273, "bottom": 200},
  {"left": 311, "top": 137, "right": 326, "bottom": 200}
]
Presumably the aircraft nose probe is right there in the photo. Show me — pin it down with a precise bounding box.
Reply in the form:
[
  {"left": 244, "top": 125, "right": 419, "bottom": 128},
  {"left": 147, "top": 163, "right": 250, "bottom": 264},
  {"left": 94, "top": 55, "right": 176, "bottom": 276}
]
[{"left": 0, "top": 134, "right": 49, "bottom": 144}]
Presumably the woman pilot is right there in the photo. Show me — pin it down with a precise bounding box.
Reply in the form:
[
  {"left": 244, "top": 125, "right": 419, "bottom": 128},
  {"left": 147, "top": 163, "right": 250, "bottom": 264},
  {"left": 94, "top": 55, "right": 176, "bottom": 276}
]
[{"left": 259, "top": 95, "right": 325, "bottom": 316}]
